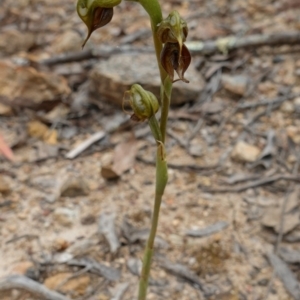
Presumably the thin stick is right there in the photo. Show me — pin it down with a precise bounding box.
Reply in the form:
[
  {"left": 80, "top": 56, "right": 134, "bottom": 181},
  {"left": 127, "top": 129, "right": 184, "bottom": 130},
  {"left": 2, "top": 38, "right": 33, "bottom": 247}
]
[
  {"left": 0, "top": 275, "right": 69, "bottom": 300},
  {"left": 201, "top": 174, "right": 300, "bottom": 193}
]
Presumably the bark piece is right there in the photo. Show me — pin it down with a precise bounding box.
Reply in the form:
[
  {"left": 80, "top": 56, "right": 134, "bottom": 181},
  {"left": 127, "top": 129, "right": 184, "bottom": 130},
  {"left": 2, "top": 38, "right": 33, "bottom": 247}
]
[
  {"left": 267, "top": 252, "right": 300, "bottom": 299},
  {"left": 186, "top": 221, "right": 229, "bottom": 237},
  {"left": 0, "top": 275, "right": 69, "bottom": 300},
  {"left": 98, "top": 212, "right": 120, "bottom": 253}
]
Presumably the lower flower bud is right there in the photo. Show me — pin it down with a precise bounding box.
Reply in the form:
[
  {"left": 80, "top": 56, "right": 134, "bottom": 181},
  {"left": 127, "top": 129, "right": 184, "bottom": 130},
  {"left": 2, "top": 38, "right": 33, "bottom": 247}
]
[{"left": 123, "top": 84, "right": 159, "bottom": 122}]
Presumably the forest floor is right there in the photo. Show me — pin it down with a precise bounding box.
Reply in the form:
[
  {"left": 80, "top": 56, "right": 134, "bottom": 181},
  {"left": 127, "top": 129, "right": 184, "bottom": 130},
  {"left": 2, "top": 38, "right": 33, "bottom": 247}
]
[{"left": 1, "top": 0, "right": 300, "bottom": 299}]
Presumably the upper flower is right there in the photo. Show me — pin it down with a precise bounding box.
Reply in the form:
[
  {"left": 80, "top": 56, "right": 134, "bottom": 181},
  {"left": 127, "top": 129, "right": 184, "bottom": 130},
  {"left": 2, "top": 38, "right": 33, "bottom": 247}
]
[
  {"left": 77, "top": 0, "right": 121, "bottom": 48},
  {"left": 157, "top": 11, "right": 191, "bottom": 83}
]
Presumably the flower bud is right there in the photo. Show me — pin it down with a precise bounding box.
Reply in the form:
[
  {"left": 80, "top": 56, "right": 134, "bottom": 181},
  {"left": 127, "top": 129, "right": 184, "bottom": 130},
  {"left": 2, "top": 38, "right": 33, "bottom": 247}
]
[
  {"left": 157, "top": 11, "right": 188, "bottom": 50},
  {"left": 77, "top": 0, "right": 121, "bottom": 48},
  {"left": 123, "top": 84, "right": 159, "bottom": 122}
]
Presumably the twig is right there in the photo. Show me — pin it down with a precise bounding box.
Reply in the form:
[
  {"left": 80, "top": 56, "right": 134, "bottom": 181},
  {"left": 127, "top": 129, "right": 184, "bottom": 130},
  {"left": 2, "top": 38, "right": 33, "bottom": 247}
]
[
  {"left": 39, "top": 32, "right": 300, "bottom": 66},
  {"left": 65, "top": 131, "right": 106, "bottom": 159},
  {"left": 201, "top": 174, "right": 300, "bottom": 193},
  {"left": 0, "top": 275, "right": 70, "bottom": 300},
  {"left": 188, "top": 31, "right": 300, "bottom": 55},
  {"left": 136, "top": 155, "right": 219, "bottom": 172},
  {"left": 40, "top": 45, "right": 152, "bottom": 66},
  {"left": 238, "top": 93, "right": 300, "bottom": 110},
  {"left": 186, "top": 221, "right": 228, "bottom": 237},
  {"left": 67, "top": 258, "right": 120, "bottom": 281}
]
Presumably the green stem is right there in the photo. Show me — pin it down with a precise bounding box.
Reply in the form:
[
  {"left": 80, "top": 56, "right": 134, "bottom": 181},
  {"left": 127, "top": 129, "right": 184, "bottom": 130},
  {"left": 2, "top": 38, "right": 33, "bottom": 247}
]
[
  {"left": 137, "top": 0, "right": 172, "bottom": 143},
  {"left": 138, "top": 143, "right": 168, "bottom": 300},
  {"left": 133, "top": 1, "right": 172, "bottom": 299},
  {"left": 148, "top": 115, "right": 162, "bottom": 142}
]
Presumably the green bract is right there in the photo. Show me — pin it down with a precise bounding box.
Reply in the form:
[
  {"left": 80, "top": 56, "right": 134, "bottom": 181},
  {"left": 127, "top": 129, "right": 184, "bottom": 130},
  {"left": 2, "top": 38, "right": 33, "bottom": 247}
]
[
  {"left": 123, "top": 84, "right": 159, "bottom": 122},
  {"left": 157, "top": 10, "right": 188, "bottom": 50},
  {"left": 77, "top": 0, "right": 121, "bottom": 48}
]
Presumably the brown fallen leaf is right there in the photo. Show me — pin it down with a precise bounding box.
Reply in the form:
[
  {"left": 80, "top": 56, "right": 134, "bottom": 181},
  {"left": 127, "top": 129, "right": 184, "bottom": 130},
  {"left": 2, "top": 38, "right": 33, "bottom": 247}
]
[
  {"left": 27, "top": 121, "right": 48, "bottom": 139},
  {"left": 0, "top": 132, "right": 14, "bottom": 161},
  {"left": 27, "top": 121, "right": 58, "bottom": 144},
  {"left": 101, "top": 138, "right": 138, "bottom": 179}
]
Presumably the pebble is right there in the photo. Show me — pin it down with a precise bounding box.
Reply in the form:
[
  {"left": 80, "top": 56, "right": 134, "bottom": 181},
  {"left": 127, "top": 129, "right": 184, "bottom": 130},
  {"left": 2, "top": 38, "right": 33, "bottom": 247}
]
[
  {"left": 280, "top": 101, "right": 294, "bottom": 113},
  {"left": 231, "top": 141, "right": 260, "bottom": 163},
  {"left": 53, "top": 207, "right": 78, "bottom": 227},
  {"left": 0, "top": 175, "right": 11, "bottom": 194},
  {"left": 221, "top": 74, "right": 249, "bottom": 96}
]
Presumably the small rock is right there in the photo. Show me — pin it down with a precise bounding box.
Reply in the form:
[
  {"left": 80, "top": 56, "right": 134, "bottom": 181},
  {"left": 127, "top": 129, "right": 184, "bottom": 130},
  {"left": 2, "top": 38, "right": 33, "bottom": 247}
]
[
  {"left": 188, "top": 144, "right": 203, "bottom": 157},
  {"left": 222, "top": 74, "right": 249, "bottom": 96},
  {"left": 11, "top": 261, "right": 34, "bottom": 275},
  {"left": 90, "top": 53, "right": 205, "bottom": 106},
  {"left": 52, "top": 238, "right": 69, "bottom": 252},
  {"left": 0, "top": 29, "right": 35, "bottom": 56},
  {"left": 52, "top": 30, "right": 82, "bottom": 53},
  {"left": 17, "top": 212, "right": 27, "bottom": 220},
  {"left": 53, "top": 207, "right": 78, "bottom": 227},
  {"left": 81, "top": 214, "right": 96, "bottom": 225},
  {"left": 294, "top": 97, "right": 300, "bottom": 106},
  {"left": 43, "top": 129, "right": 58, "bottom": 145},
  {"left": 60, "top": 177, "right": 90, "bottom": 197},
  {"left": 0, "top": 61, "right": 70, "bottom": 110},
  {"left": 286, "top": 126, "right": 300, "bottom": 144},
  {"left": 280, "top": 101, "right": 294, "bottom": 113},
  {"left": 231, "top": 141, "right": 260, "bottom": 163},
  {"left": 0, "top": 103, "right": 13, "bottom": 116},
  {"left": 27, "top": 121, "right": 48, "bottom": 139},
  {"left": 0, "top": 175, "right": 11, "bottom": 194},
  {"left": 44, "top": 273, "right": 90, "bottom": 296},
  {"left": 294, "top": 97, "right": 300, "bottom": 113}
]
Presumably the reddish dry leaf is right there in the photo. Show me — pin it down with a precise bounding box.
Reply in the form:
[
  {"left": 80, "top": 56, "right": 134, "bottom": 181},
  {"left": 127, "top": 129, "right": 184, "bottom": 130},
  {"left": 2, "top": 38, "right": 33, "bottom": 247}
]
[
  {"left": 0, "top": 132, "right": 14, "bottom": 161},
  {"left": 101, "top": 138, "right": 138, "bottom": 179},
  {"left": 112, "top": 138, "right": 138, "bottom": 176}
]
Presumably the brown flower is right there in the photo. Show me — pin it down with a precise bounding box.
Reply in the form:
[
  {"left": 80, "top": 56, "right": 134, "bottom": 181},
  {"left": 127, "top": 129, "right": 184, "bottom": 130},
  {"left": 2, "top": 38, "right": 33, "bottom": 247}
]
[
  {"left": 77, "top": 0, "right": 121, "bottom": 48},
  {"left": 81, "top": 7, "right": 113, "bottom": 48},
  {"left": 160, "top": 42, "right": 191, "bottom": 83}
]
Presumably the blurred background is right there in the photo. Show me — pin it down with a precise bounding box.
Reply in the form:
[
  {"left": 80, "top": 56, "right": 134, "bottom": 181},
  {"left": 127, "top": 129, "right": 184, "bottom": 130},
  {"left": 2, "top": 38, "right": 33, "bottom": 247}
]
[{"left": 1, "top": 0, "right": 300, "bottom": 299}]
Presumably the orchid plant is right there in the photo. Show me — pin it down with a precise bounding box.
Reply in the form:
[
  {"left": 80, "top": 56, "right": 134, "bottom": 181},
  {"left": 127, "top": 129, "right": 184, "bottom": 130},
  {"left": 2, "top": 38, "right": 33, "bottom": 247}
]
[{"left": 76, "top": 0, "right": 191, "bottom": 298}]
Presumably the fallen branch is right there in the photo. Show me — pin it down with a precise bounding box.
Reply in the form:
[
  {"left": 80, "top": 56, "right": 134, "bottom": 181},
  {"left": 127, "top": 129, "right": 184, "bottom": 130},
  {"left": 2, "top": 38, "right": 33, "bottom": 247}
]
[
  {"left": 200, "top": 174, "right": 300, "bottom": 193},
  {"left": 267, "top": 252, "right": 300, "bottom": 299},
  {"left": 40, "top": 31, "right": 300, "bottom": 66},
  {"left": 237, "top": 93, "right": 300, "bottom": 109},
  {"left": 0, "top": 275, "right": 69, "bottom": 300},
  {"left": 188, "top": 31, "right": 300, "bottom": 55},
  {"left": 41, "top": 45, "right": 152, "bottom": 66}
]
